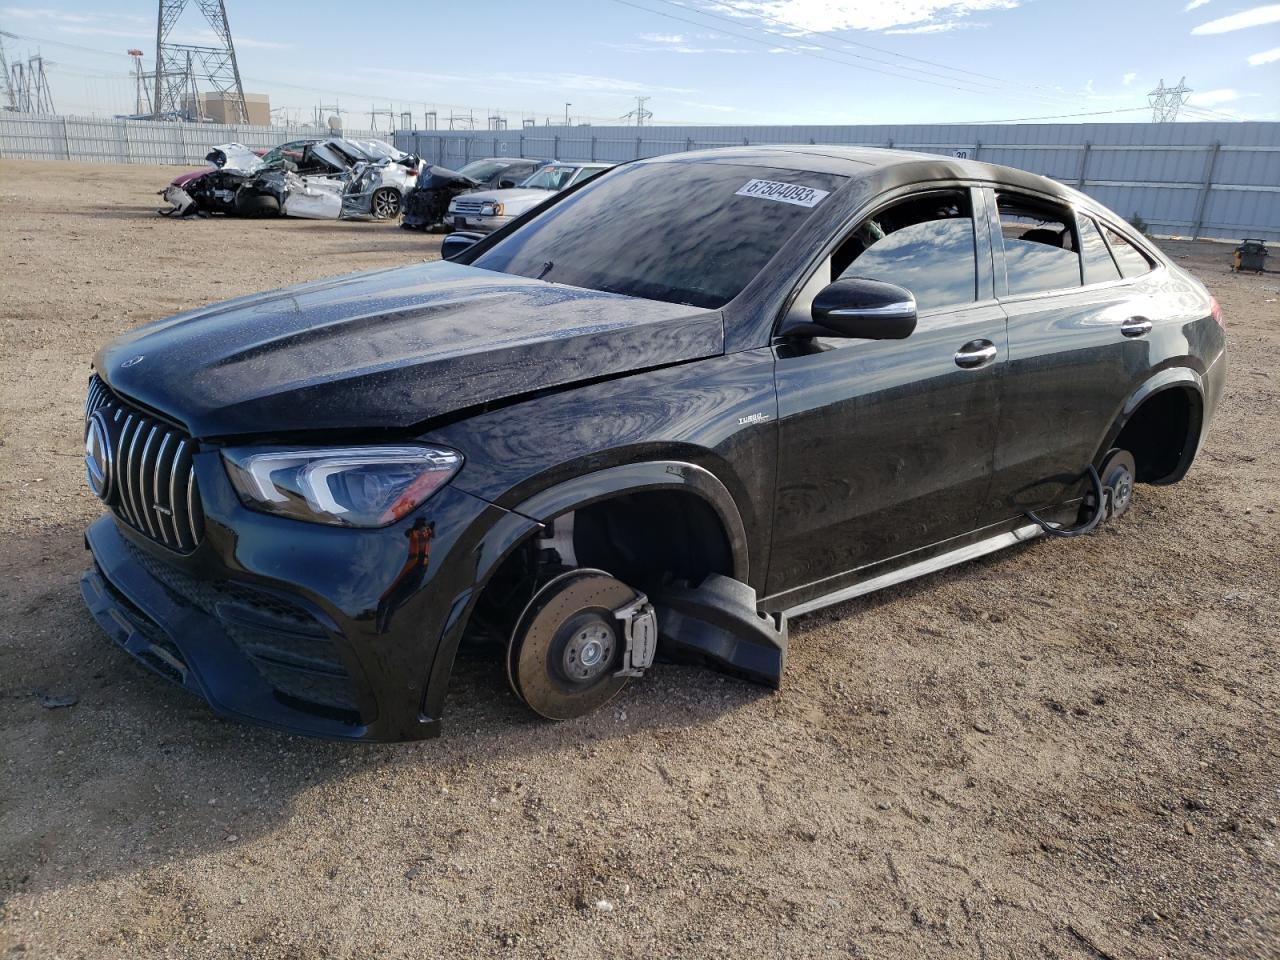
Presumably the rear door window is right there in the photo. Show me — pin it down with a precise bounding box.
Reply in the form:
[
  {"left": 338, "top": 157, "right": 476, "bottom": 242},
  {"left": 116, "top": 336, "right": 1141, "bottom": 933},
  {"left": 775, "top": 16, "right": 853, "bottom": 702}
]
[
  {"left": 997, "top": 194, "right": 1082, "bottom": 295},
  {"left": 1102, "top": 226, "right": 1155, "bottom": 278},
  {"left": 1078, "top": 214, "right": 1123, "bottom": 285},
  {"left": 833, "top": 190, "right": 977, "bottom": 312}
]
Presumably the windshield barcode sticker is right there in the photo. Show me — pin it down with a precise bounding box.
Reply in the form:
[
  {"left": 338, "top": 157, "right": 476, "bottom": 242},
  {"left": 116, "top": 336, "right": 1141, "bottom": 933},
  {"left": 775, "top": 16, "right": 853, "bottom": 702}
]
[{"left": 735, "top": 179, "right": 829, "bottom": 208}]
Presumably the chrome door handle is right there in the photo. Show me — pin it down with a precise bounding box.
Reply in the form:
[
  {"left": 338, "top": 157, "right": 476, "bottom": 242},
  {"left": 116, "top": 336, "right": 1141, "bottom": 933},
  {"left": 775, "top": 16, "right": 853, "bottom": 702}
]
[
  {"left": 1121, "top": 317, "right": 1153, "bottom": 338},
  {"left": 954, "top": 340, "right": 998, "bottom": 369}
]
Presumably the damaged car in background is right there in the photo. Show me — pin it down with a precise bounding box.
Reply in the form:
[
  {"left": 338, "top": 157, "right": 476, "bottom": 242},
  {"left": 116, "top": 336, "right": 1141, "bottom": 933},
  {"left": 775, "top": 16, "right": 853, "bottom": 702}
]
[
  {"left": 84, "top": 146, "right": 1224, "bottom": 742},
  {"left": 159, "top": 138, "right": 420, "bottom": 220},
  {"left": 446, "top": 160, "right": 612, "bottom": 233},
  {"left": 401, "top": 157, "right": 548, "bottom": 232}
]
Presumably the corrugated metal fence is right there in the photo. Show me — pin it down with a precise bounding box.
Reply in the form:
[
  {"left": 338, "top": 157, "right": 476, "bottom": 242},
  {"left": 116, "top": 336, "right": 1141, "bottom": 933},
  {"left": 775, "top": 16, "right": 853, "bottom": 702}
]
[
  {"left": 1, "top": 115, "right": 1275, "bottom": 241},
  {"left": 0, "top": 114, "right": 385, "bottom": 167},
  {"left": 396, "top": 121, "right": 1280, "bottom": 242}
]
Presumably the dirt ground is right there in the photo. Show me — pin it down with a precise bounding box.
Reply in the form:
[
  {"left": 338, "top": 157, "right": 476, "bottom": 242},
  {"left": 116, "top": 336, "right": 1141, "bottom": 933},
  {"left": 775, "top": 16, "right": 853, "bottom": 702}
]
[{"left": 0, "top": 159, "right": 1277, "bottom": 960}]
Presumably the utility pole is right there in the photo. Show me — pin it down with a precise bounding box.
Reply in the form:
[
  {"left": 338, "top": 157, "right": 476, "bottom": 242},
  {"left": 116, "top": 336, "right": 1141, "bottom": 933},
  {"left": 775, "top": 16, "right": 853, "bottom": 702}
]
[
  {"left": 153, "top": 0, "right": 248, "bottom": 122},
  {"left": 1148, "top": 77, "right": 1191, "bottom": 123},
  {"left": 564, "top": 102, "right": 572, "bottom": 125}
]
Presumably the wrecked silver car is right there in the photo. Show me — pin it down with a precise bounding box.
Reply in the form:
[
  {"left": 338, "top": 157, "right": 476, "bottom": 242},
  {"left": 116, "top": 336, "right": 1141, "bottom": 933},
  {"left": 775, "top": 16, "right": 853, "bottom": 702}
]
[{"left": 160, "top": 138, "right": 420, "bottom": 220}]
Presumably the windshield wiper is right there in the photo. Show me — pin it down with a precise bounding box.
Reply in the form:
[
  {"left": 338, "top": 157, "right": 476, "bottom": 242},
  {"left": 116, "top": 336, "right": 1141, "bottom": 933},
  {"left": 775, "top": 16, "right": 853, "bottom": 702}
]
[{"left": 535, "top": 261, "right": 554, "bottom": 281}]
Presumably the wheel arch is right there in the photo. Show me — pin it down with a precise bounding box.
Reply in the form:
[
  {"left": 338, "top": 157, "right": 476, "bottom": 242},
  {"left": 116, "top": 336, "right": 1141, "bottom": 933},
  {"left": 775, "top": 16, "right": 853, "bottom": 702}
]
[
  {"left": 1098, "top": 367, "right": 1206, "bottom": 485},
  {"left": 420, "top": 460, "right": 750, "bottom": 723}
]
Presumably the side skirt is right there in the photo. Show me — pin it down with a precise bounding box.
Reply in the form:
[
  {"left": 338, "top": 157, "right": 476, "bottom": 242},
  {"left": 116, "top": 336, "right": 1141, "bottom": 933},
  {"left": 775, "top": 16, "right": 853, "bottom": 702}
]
[{"left": 770, "top": 522, "right": 1045, "bottom": 619}]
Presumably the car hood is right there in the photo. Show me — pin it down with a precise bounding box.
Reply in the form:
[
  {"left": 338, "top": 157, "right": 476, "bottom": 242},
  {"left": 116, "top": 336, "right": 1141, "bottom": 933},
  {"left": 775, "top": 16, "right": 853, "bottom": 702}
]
[{"left": 95, "top": 260, "right": 723, "bottom": 439}]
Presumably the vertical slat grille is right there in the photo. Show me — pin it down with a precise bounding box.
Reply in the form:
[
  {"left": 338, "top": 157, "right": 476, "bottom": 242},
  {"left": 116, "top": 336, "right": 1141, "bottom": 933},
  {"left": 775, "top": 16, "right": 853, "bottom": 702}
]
[{"left": 85, "top": 375, "right": 205, "bottom": 553}]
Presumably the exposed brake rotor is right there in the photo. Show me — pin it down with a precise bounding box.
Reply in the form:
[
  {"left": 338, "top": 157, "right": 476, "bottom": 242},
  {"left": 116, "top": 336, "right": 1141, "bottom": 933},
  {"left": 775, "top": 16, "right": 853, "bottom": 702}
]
[
  {"left": 1098, "top": 448, "right": 1137, "bottom": 521},
  {"left": 506, "top": 568, "right": 656, "bottom": 720}
]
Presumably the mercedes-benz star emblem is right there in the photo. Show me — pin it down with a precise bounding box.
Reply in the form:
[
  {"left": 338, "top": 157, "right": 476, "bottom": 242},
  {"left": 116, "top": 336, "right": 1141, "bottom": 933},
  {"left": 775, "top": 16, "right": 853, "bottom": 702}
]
[{"left": 84, "top": 411, "right": 114, "bottom": 502}]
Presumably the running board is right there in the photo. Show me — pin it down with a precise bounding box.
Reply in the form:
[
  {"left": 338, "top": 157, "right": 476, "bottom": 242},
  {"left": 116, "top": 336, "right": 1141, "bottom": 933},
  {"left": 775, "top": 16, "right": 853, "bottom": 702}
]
[{"left": 780, "top": 523, "right": 1044, "bottom": 618}]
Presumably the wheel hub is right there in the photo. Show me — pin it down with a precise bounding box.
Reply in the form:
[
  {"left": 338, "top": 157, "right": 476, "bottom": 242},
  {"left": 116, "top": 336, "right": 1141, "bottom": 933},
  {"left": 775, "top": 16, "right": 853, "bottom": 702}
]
[
  {"left": 506, "top": 569, "right": 645, "bottom": 720},
  {"left": 562, "top": 618, "right": 615, "bottom": 682}
]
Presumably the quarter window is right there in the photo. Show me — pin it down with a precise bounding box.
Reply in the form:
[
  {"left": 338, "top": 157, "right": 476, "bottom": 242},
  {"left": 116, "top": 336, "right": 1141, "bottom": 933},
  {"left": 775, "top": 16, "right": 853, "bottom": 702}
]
[
  {"left": 1078, "top": 215, "right": 1123, "bottom": 285},
  {"left": 998, "top": 195, "right": 1082, "bottom": 295},
  {"left": 1102, "top": 226, "right": 1155, "bottom": 279},
  {"left": 833, "top": 191, "right": 977, "bottom": 312}
]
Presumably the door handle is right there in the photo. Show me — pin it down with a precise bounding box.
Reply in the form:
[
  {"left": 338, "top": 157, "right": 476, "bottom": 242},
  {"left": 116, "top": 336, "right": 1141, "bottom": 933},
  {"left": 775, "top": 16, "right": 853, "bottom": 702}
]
[
  {"left": 954, "top": 339, "right": 998, "bottom": 369},
  {"left": 1121, "top": 317, "right": 1153, "bottom": 338}
]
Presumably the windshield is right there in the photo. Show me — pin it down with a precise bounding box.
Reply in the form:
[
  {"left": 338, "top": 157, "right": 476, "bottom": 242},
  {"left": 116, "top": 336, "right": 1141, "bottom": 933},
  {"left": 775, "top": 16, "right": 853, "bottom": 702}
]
[
  {"left": 520, "top": 165, "right": 582, "bottom": 191},
  {"left": 458, "top": 159, "right": 510, "bottom": 182},
  {"left": 472, "top": 161, "right": 845, "bottom": 308}
]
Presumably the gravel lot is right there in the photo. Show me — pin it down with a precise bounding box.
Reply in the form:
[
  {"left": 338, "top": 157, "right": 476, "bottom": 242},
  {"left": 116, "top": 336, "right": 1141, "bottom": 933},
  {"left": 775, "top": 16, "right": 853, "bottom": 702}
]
[{"left": 1, "top": 159, "right": 1277, "bottom": 960}]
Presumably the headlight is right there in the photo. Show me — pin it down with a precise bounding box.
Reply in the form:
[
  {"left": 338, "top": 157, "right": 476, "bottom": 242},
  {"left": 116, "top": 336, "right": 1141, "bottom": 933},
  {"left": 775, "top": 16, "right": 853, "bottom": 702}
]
[
  {"left": 222, "top": 445, "right": 463, "bottom": 527},
  {"left": 480, "top": 201, "right": 503, "bottom": 217}
]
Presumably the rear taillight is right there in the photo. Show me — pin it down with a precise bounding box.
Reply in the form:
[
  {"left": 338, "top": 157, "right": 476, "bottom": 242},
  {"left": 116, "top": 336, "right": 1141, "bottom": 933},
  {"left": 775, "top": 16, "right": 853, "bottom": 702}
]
[{"left": 1210, "top": 297, "right": 1224, "bottom": 328}]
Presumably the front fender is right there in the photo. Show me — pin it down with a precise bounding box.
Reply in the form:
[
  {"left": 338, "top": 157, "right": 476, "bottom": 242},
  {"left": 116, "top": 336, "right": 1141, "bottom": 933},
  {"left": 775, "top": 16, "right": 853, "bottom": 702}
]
[{"left": 513, "top": 460, "right": 750, "bottom": 583}]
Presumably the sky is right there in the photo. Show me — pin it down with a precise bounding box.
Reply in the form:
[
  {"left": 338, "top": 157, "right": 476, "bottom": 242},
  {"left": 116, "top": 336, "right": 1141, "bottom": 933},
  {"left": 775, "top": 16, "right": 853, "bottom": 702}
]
[{"left": 1, "top": 0, "right": 1277, "bottom": 128}]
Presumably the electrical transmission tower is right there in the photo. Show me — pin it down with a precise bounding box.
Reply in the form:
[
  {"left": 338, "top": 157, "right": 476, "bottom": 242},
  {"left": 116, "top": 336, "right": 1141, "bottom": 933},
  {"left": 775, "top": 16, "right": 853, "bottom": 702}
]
[
  {"left": 153, "top": 0, "right": 247, "bottom": 122},
  {"left": 0, "top": 33, "right": 18, "bottom": 112},
  {"left": 1148, "top": 77, "right": 1191, "bottom": 123},
  {"left": 128, "top": 49, "right": 153, "bottom": 116},
  {"left": 7, "top": 53, "right": 56, "bottom": 114},
  {"left": 621, "top": 95, "right": 652, "bottom": 127}
]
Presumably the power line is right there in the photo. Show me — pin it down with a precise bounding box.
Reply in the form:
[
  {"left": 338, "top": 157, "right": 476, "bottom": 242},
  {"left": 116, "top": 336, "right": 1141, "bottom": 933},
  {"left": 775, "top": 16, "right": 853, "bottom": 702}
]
[
  {"left": 687, "top": 0, "right": 1020, "bottom": 87},
  {"left": 609, "top": 0, "right": 1098, "bottom": 109}
]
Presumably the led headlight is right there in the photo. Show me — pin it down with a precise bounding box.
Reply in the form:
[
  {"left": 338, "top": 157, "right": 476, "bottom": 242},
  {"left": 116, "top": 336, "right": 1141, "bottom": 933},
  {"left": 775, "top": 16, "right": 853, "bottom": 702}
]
[
  {"left": 479, "top": 201, "right": 503, "bottom": 217},
  {"left": 222, "top": 445, "right": 462, "bottom": 527}
]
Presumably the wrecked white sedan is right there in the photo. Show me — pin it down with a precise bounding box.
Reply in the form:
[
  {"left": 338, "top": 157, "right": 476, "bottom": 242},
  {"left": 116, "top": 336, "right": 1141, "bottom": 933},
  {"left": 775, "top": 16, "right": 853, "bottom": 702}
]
[
  {"left": 446, "top": 161, "right": 613, "bottom": 233},
  {"left": 160, "top": 138, "right": 420, "bottom": 220}
]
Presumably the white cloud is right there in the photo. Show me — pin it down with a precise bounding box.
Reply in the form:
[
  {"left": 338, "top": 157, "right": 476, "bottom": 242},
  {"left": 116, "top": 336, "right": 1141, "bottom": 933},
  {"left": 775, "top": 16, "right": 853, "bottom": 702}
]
[
  {"left": 691, "top": 0, "right": 1018, "bottom": 33},
  {"left": 1185, "top": 0, "right": 1211, "bottom": 9},
  {"left": 613, "top": 31, "right": 755, "bottom": 54},
  {"left": 1122, "top": 71, "right": 1138, "bottom": 85},
  {"left": 1191, "top": 4, "right": 1280, "bottom": 34},
  {"left": 885, "top": 20, "right": 986, "bottom": 34},
  {"left": 1187, "top": 88, "right": 1245, "bottom": 106},
  {"left": 1247, "top": 45, "right": 1280, "bottom": 64}
]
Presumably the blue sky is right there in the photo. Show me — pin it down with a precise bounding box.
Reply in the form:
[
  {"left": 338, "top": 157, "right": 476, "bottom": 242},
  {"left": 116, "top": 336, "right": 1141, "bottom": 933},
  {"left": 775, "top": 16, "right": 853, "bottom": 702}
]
[{"left": 2, "top": 1, "right": 1277, "bottom": 126}]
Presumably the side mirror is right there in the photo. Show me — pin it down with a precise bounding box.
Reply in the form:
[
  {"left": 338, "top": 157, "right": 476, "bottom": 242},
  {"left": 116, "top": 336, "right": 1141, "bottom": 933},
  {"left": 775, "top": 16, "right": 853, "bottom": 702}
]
[
  {"left": 498, "top": 178, "right": 517, "bottom": 189},
  {"left": 441, "top": 231, "right": 485, "bottom": 260},
  {"left": 783, "top": 277, "right": 917, "bottom": 340}
]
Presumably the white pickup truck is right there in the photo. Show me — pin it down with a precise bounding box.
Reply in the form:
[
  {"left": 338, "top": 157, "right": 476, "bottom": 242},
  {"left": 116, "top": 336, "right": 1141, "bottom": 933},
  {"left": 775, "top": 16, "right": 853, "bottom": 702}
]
[{"left": 446, "top": 161, "right": 613, "bottom": 233}]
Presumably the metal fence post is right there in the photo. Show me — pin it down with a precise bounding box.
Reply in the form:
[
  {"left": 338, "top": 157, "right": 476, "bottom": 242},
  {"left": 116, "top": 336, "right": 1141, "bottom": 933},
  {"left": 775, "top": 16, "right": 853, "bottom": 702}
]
[
  {"left": 178, "top": 123, "right": 189, "bottom": 165},
  {"left": 1191, "top": 142, "right": 1222, "bottom": 240},
  {"left": 590, "top": 136, "right": 596, "bottom": 161},
  {"left": 122, "top": 120, "right": 132, "bottom": 163},
  {"left": 61, "top": 116, "right": 71, "bottom": 161},
  {"left": 1076, "top": 141, "right": 1092, "bottom": 189},
  {"left": 972, "top": 140, "right": 982, "bottom": 161},
  {"left": 635, "top": 136, "right": 641, "bottom": 160}
]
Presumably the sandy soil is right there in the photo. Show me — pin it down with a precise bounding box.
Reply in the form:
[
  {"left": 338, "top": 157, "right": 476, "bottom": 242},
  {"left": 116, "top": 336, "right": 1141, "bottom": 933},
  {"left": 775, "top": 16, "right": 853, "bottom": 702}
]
[{"left": 0, "top": 159, "right": 1277, "bottom": 960}]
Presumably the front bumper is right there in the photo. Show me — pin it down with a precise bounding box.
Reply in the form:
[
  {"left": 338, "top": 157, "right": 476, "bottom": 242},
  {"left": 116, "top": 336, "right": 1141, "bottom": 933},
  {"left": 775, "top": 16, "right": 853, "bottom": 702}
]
[
  {"left": 446, "top": 213, "right": 510, "bottom": 234},
  {"left": 81, "top": 457, "right": 534, "bottom": 742}
]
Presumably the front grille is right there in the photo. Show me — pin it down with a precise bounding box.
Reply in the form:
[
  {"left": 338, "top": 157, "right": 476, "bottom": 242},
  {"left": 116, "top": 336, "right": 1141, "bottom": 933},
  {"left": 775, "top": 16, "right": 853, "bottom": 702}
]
[
  {"left": 452, "top": 198, "right": 484, "bottom": 215},
  {"left": 86, "top": 375, "right": 205, "bottom": 553}
]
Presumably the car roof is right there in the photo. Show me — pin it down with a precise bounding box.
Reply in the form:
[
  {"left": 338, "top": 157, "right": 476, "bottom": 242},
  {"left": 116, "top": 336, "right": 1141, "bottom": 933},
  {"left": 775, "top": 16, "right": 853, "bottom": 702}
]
[{"left": 637, "top": 144, "right": 1074, "bottom": 200}]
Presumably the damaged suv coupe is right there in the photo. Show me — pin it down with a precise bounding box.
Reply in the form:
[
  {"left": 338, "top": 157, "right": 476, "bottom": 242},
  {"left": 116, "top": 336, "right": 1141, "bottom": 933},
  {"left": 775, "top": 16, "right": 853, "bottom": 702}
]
[{"left": 82, "top": 146, "right": 1225, "bottom": 741}]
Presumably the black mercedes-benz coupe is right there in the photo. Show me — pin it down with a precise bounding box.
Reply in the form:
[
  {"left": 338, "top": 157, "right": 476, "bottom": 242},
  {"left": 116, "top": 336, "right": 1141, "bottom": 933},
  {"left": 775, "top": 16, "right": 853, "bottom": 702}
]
[{"left": 80, "top": 146, "right": 1226, "bottom": 741}]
